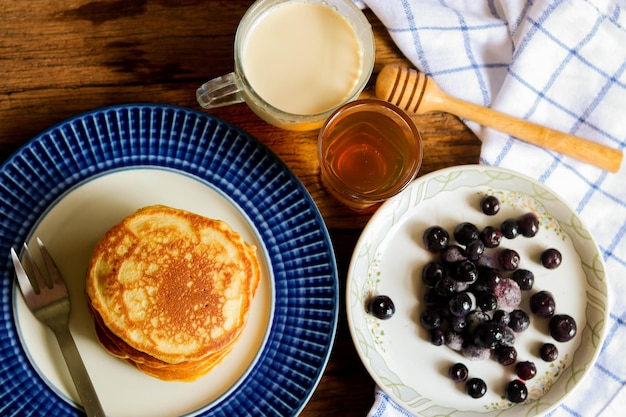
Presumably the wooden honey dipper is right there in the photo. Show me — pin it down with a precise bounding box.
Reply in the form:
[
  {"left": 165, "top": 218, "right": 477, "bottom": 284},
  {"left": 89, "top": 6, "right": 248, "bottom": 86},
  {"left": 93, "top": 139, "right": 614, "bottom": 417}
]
[{"left": 376, "top": 64, "right": 623, "bottom": 173}]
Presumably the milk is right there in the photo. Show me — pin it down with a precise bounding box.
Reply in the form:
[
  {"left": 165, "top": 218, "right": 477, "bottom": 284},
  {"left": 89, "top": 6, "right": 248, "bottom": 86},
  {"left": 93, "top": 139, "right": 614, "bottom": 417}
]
[{"left": 242, "top": 1, "right": 362, "bottom": 115}]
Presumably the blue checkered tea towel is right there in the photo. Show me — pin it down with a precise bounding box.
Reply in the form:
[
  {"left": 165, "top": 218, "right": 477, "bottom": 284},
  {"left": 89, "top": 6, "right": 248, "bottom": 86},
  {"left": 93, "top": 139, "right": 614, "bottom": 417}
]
[{"left": 359, "top": 0, "right": 626, "bottom": 416}]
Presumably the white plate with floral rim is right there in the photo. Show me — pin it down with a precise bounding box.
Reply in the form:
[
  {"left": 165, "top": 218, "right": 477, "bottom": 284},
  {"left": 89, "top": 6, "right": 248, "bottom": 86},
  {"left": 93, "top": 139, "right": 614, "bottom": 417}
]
[{"left": 346, "top": 165, "right": 608, "bottom": 416}]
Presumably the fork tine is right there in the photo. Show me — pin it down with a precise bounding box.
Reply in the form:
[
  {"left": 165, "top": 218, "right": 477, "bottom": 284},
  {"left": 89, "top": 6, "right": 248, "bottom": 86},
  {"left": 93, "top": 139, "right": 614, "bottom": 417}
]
[
  {"left": 23, "top": 242, "right": 53, "bottom": 290},
  {"left": 10, "top": 247, "right": 40, "bottom": 296},
  {"left": 36, "top": 237, "right": 67, "bottom": 288}
]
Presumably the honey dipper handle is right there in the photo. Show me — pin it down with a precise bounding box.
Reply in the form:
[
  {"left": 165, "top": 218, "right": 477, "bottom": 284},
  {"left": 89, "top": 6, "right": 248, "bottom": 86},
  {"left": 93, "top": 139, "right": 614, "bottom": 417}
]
[
  {"left": 376, "top": 64, "right": 623, "bottom": 173},
  {"left": 441, "top": 93, "right": 623, "bottom": 172}
]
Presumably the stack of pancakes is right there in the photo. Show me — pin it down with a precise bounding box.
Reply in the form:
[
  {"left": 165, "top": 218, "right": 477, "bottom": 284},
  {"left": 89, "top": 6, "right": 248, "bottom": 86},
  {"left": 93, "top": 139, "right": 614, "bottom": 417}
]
[{"left": 85, "top": 205, "right": 261, "bottom": 381}]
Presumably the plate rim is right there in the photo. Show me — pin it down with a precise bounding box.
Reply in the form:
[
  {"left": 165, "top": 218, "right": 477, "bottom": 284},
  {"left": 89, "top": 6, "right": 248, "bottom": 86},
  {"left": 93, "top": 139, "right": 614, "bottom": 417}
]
[
  {"left": 346, "top": 164, "right": 609, "bottom": 415},
  {"left": 0, "top": 103, "right": 339, "bottom": 417}
]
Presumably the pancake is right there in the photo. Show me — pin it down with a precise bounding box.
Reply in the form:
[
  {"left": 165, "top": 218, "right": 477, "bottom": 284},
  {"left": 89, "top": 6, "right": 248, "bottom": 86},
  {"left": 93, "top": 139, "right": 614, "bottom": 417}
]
[
  {"left": 91, "top": 305, "right": 235, "bottom": 381},
  {"left": 86, "top": 205, "right": 261, "bottom": 381}
]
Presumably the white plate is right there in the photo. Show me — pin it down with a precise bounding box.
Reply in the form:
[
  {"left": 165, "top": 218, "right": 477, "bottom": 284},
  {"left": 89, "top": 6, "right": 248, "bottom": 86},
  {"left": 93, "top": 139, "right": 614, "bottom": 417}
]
[{"left": 347, "top": 165, "right": 608, "bottom": 416}]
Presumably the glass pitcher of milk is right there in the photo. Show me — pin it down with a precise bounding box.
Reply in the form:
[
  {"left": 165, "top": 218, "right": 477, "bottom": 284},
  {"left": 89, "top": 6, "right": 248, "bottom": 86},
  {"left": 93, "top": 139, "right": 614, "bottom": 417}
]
[{"left": 196, "top": 0, "right": 375, "bottom": 131}]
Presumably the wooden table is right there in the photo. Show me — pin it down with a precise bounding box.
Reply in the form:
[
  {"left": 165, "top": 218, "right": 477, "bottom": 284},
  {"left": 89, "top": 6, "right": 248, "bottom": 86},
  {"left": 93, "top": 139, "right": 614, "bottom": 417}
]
[{"left": 1, "top": 1, "right": 481, "bottom": 415}]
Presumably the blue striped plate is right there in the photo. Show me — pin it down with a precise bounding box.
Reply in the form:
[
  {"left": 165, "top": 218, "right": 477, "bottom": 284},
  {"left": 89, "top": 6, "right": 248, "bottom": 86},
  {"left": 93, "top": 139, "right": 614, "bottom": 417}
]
[{"left": 0, "top": 104, "right": 338, "bottom": 417}]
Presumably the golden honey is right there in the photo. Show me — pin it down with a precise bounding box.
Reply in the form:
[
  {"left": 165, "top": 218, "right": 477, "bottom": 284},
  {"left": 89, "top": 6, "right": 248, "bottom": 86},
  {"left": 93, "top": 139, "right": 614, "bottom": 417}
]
[{"left": 319, "top": 99, "right": 423, "bottom": 210}]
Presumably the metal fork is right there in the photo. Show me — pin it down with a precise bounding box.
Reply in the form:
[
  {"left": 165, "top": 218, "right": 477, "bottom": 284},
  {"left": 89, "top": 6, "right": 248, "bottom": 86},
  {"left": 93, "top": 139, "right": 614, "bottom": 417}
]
[{"left": 11, "top": 238, "right": 106, "bottom": 417}]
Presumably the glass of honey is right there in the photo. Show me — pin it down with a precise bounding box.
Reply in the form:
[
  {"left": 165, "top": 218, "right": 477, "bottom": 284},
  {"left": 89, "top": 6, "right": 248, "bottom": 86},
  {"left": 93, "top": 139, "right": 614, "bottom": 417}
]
[{"left": 318, "top": 99, "right": 423, "bottom": 210}]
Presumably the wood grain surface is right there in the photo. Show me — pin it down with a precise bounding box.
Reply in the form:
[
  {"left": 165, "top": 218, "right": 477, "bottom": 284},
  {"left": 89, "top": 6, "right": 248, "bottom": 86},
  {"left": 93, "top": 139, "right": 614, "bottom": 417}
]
[{"left": 1, "top": 1, "right": 481, "bottom": 416}]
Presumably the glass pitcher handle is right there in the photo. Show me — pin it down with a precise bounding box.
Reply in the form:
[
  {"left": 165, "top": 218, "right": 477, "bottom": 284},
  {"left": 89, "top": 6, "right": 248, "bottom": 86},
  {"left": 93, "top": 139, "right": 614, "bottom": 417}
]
[{"left": 196, "top": 72, "right": 245, "bottom": 109}]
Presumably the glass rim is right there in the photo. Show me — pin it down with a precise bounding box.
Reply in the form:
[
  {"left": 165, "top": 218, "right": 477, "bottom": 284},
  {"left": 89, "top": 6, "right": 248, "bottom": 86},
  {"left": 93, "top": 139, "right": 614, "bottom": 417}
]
[
  {"left": 233, "top": 0, "right": 376, "bottom": 122},
  {"left": 318, "top": 98, "right": 424, "bottom": 203}
]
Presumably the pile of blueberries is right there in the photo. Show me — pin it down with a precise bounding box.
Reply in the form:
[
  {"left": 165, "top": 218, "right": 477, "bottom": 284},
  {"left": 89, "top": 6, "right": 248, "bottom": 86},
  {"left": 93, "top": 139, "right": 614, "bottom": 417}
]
[
  {"left": 368, "top": 195, "right": 577, "bottom": 404},
  {"left": 420, "top": 195, "right": 576, "bottom": 403}
]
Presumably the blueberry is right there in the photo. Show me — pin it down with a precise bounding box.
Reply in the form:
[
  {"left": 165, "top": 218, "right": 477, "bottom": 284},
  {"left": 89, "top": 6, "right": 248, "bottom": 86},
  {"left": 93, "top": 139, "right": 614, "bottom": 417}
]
[
  {"left": 449, "top": 292, "right": 473, "bottom": 317},
  {"left": 423, "top": 226, "right": 450, "bottom": 252},
  {"left": 539, "top": 343, "right": 559, "bottom": 362},
  {"left": 450, "top": 316, "right": 468, "bottom": 333},
  {"left": 435, "top": 276, "right": 456, "bottom": 297},
  {"left": 495, "top": 345, "right": 517, "bottom": 365},
  {"left": 500, "top": 326, "right": 516, "bottom": 347},
  {"left": 441, "top": 245, "right": 467, "bottom": 264},
  {"left": 475, "top": 252, "right": 497, "bottom": 269},
  {"left": 420, "top": 309, "right": 442, "bottom": 330},
  {"left": 454, "top": 222, "right": 480, "bottom": 246},
  {"left": 429, "top": 328, "right": 445, "bottom": 346},
  {"left": 465, "top": 310, "right": 491, "bottom": 334},
  {"left": 505, "top": 379, "right": 528, "bottom": 403},
  {"left": 480, "top": 195, "right": 501, "bottom": 215},
  {"left": 445, "top": 330, "right": 464, "bottom": 351},
  {"left": 422, "top": 261, "right": 447, "bottom": 287},
  {"left": 448, "top": 362, "right": 469, "bottom": 382},
  {"left": 508, "top": 309, "right": 530, "bottom": 332},
  {"left": 492, "top": 278, "right": 522, "bottom": 312},
  {"left": 541, "top": 248, "right": 562, "bottom": 269},
  {"left": 465, "top": 378, "right": 487, "bottom": 398},
  {"left": 511, "top": 269, "right": 534, "bottom": 290},
  {"left": 498, "top": 248, "right": 520, "bottom": 271},
  {"left": 480, "top": 226, "right": 503, "bottom": 248},
  {"left": 517, "top": 212, "right": 539, "bottom": 237},
  {"left": 500, "top": 218, "right": 519, "bottom": 239},
  {"left": 462, "top": 344, "right": 491, "bottom": 360},
  {"left": 530, "top": 290, "right": 556, "bottom": 318},
  {"left": 549, "top": 314, "right": 577, "bottom": 342},
  {"left": 515, "top": 361, "right": 537, "bottom": 380},
  {"left": 455, "top": 260, "right": 478, "bottom": 283},
  {"left": 465, "top": 239, "right": 485, "bottom": 261},
  {"left": 368, "top": 295, "right": 395, "bottom": 320},
  {"left": 474, "top": 321, "right": 505, "bottom": 349},
  {"left": 476, "top": 291, "right": 497, "bottom": 312},
  {"left": 476, "top": 267, "right": 502, "bottom": 290},
  {"left": 491, "top": 309, "right": 510, "bottom": 326}
]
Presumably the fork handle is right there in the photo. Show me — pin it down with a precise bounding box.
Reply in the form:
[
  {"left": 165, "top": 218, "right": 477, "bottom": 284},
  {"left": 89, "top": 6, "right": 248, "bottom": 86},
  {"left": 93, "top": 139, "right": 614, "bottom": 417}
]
[{"left": 52, "top": 325, "right": 106, "bottom": 417}]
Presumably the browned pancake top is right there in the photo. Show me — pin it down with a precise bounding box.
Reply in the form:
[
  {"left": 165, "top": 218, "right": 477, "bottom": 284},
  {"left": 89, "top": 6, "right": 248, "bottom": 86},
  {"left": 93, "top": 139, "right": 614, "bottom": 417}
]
[{"left": 86, "top": 205, "right": 260, "bottom": 364}]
